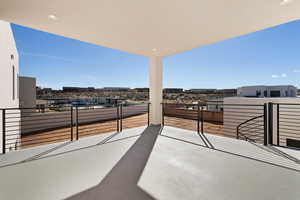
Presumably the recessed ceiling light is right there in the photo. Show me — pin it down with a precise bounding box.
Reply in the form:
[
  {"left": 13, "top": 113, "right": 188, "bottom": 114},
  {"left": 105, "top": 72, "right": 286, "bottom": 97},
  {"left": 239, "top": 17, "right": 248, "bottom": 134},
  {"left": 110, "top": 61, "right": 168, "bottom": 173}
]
[
  {"left": 280, "top": 0, "right": 293, "bottom": 6},
  {"left": 48, "top": 14, "right": 58, "bottom": 20},
  {"left": 152, "top": 48, "right": 157, "bottom": 52}
]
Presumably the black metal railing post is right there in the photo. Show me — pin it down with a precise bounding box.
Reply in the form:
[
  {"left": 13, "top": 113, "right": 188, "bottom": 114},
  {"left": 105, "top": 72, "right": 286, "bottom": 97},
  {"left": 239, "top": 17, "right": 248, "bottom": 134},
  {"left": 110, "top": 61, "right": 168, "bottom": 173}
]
[
  {"left": 197, "top": 102, "right": 200, "bottom": 134},
  {"left": 75, "top": 106, "right": 79, "bottom": 140},
  {"left": 2, "top": 109, "right": 6, "bottom": 154},
  {"left": 263, "top": 103, "right": 268, "bottom": 146},
  {"left": 120, "top": 104, "right": 123, "bottom": 132},
  {"left": 117, "top": 105, "right": 120, "bottom": 132},
  {"left": 70, "top": 106, "right": 73, "bottom": 141},
  {"left": 162, "top": 103, "right": 165, "bottom": 127},
  {"left": 201, "top": 106, "right": 204, "bottom": 135},
  {"left": 277, "top": 103, "right": 280, "bottom": 146},
  {"left": 147, "top": 103, "right": 150, "bottom": 126},
  {"left": 268, "top": 102, "right": 273, "bottom": 145}
]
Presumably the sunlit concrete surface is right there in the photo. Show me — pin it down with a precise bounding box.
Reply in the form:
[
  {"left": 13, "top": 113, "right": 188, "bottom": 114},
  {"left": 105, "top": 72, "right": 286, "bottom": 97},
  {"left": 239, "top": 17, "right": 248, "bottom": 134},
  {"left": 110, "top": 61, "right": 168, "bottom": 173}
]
[
  {"left": 1, "top": 125, "right": 300, "bottom": 200},
  {"left": 67, "top": 125, "right": 161, "bottom": 200},
  {"left": 138, "top": 126, "right": 300, "bottom": 200},
  {"left": 0, "top": 126, "right": 145, "bottom": 200},
  {"left": 161, "top": 126, "right": 300, "bottom": 170}
]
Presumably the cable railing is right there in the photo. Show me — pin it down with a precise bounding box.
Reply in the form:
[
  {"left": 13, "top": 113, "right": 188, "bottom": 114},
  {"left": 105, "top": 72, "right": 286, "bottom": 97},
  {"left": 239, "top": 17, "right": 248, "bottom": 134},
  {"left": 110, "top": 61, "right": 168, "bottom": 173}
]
[
  {"left": 236, "top": 114, "right": 265, "bottom": 144},
  {"left": 162, "top": 102, "right": 300, "bottom": 150},
  {"left": 162, "top": 102, "right": 265, "bottom": 139},
  {"left": 2, "top": 101, "right": 300, "bottom": 153},
  {"left": 270, "top": 103, "right": 300, "bottom": 149},
  {"left": 1, "top": 103, "right": 150, "bottom": 153},
  {"left": 120, "top": 103, "right": 149, "bottom": 131}
]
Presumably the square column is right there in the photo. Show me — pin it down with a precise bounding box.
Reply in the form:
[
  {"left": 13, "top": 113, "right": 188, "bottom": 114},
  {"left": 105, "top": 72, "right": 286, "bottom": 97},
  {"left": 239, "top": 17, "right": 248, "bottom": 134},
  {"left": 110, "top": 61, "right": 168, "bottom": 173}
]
[{"left": 149, "top": 56, "right": 163, "bottom": 125}]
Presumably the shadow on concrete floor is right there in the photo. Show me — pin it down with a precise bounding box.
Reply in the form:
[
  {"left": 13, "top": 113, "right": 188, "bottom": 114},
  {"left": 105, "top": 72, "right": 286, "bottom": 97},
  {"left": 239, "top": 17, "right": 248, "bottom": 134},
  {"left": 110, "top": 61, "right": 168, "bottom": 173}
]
[
  {"left": 160, "top": 134, "right": 300, "bottom": 173},
  {"left": 0, "top": 131, "right": 128, "bottom": 169},
  {"left": 66, "top": 125, "right": 161, "bottom": 200},
  {"left": 248, "top": 142, "right": 300, "bottom": 165}
]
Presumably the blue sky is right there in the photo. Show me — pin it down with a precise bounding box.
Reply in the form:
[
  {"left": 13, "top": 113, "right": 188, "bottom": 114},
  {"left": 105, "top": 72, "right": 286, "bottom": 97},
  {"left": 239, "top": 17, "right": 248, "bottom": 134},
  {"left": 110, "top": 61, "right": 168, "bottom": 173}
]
[{"left": 12, "top": 19, "right": 300, "bottom": 90}]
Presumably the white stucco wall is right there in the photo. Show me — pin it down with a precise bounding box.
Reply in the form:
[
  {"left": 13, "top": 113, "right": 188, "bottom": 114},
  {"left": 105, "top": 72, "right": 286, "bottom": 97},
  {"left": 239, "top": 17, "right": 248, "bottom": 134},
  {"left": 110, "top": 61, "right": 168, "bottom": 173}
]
[{"left": 0, "top": 20, "right": 20, "bottom": 153}]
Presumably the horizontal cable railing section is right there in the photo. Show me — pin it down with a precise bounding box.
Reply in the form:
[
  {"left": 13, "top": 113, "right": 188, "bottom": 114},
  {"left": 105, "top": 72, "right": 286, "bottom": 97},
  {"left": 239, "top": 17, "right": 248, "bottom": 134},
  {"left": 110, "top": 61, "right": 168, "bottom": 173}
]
[
  {"left": 2, "top": 106, "right": 73, "bottom": 152},
  {"left": 1, "top": 103, "right": 149, "bottom": 154},
  {"left": 162, "top": 102, "right": 265, "bottom": 141},
  {"left": 119, "top": 103, "right": 149, "bottom": 131},
  {"left": 236, "top": 114, "right": 265, "bottom": 144},
  {"left": 272, "top": 103, "right": 300, "bottom": 149},
  {"left": 77, "top": 105, "right": 119, "bottom": 139}
]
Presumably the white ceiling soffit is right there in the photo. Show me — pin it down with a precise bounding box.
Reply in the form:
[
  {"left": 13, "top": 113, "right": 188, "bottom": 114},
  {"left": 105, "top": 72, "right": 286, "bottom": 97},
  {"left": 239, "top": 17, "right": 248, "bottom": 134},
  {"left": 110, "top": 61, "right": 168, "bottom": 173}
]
[{"left": 0, "top": 0, "right": 299, "bottom": 57}]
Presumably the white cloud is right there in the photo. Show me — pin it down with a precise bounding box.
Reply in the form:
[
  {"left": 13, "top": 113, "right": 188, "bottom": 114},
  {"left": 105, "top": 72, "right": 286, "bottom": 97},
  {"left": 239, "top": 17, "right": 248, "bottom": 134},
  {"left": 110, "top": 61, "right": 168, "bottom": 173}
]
[
  {"left": 293, "top": 69, "right": 300, "bottom": 73},
  {"left": 271, "top": 73, "right": 287, "bottom": 78}
]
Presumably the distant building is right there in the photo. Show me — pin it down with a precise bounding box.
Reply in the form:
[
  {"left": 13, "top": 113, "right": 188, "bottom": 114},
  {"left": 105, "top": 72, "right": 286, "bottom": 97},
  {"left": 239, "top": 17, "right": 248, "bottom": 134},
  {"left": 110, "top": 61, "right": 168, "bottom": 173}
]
[
  {"left": 62, "top": 87, "right": 95, "bottom": 92},
  {"left": 217, "top": 89, "right": 237, "bottom": 96},
  {"left": 19, "top": 76, "right": 36, "bottom": 108},
  {"left": 185, "top": 89, "right": 217, "bottom": 94},
  {"left": 133, "top": 88, "right": 149, "bottom": 92},
  {"left": 237, "top": 85, "right": 297, "bottom": 98},
  {"left": 224, "top": 85, "right": 298, "bottom": 140},
  {"left": 163, "top": 88, "right": 183, "bottom": 93},
  {"left": 103, "top": 87, "right": 130, "bottom": 92}
]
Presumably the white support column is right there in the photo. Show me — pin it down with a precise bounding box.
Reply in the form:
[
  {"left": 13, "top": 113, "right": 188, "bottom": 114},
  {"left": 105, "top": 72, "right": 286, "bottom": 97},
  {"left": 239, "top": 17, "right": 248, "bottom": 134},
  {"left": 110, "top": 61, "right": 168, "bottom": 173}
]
[{"left": 149, "top": 56, "right": 163, "bottom": 125}]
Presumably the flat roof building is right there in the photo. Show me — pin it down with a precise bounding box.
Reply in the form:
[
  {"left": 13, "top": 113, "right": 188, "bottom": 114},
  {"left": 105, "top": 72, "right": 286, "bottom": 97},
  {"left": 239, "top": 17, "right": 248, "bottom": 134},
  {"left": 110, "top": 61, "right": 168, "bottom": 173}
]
[
  {"left": 237, "top": 85, "right": 297, "bottom": 98},
  {"left": 163, "top": 88, "right": 183, "bottom": 93},
  {"left": 103, "top": 87, "right": 130, "bottom": 92},
  {"left": 62, "top": 87, "right": 95, "bottom": 93},
  {"left": 185, "top": 89, "right": 217, "bottom": 94}
]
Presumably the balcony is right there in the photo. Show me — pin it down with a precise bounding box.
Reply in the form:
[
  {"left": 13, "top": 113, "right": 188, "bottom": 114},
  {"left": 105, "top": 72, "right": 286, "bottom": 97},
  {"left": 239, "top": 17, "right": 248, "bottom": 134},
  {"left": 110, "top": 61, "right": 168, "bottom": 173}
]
[
  {"left": 1, "top": 1, "right": 300, "bottom": 199},
  {"left": 0, "top": 103, "right": 300, "bottom": 200}
]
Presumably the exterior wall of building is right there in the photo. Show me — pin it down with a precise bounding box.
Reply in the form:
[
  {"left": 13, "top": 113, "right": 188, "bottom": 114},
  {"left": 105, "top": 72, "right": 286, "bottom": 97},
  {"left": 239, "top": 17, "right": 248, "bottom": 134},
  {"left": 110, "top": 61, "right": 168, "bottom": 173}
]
[
  {"left": 19, "top": 76, "right": 36, "bottom": 108},
  {"left": 163, "top": 88, "right": 183, "bottom": 93},
  {"left": 237, "top": 85, "right": 297, "bottom": 98},
  {"left": 0, "top": 20, "right": 19, "bottom": 108},
  {"left": 185, "top": 89, "right": 217, "bottom": 93},
  {"left": 224, "top": 97, "right": 300, "bottom": 146},
  {"left": 133, "top": 88, "right": 149, "bottom": 92},
  {"left": 62, "top": 87, "right": 95, "bottom": 93},
  {"left": 103, "top": 87, "right": 130, "bottom": 92},
  {"left": 0, "top": 20, "right": 20, "bottom": 153}
]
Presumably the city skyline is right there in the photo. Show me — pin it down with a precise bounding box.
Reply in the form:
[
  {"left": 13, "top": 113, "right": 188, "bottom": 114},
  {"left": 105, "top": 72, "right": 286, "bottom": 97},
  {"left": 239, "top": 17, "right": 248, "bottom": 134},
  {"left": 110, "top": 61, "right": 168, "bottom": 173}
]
[{"left": 12, "top": 18, "right": 300, "bottom": 89}]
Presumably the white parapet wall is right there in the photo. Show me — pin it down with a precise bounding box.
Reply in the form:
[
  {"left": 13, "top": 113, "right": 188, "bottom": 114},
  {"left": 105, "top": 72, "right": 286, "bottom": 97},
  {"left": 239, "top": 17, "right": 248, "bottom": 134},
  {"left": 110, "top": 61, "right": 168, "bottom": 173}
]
[
  {"left": 0, "top": 20, "right": 20, "bottom": 153},
  {"left": 224, "top": 97, "right": 300, "bottom": 146}
]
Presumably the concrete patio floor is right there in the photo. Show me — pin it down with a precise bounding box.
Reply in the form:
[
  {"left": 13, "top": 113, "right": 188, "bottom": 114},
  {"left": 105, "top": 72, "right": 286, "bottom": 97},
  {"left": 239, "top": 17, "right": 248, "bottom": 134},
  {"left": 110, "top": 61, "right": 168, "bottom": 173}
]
[
  {"left": 0, "top": 125, "right": 299, "bottom": 200},
  {"left": 0, "top": 126, "right": 147, "bottom": 200},
  {"left": 138, "top": 126, "right": 300, "bottom": 200}
]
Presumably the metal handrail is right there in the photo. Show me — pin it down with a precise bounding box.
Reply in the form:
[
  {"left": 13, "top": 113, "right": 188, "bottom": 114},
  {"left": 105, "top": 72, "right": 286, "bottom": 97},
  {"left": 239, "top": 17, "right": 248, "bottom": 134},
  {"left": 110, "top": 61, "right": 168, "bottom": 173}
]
[
  {"left": 1, "top": 103, "right": 150, "bottom": 154},
  {"left": 236, "top": 114, "right": 264, "bottom": 141}
]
